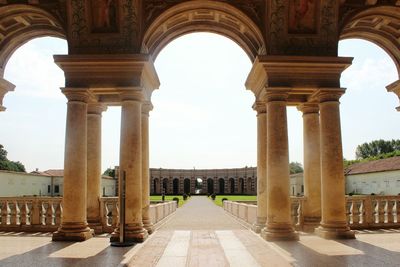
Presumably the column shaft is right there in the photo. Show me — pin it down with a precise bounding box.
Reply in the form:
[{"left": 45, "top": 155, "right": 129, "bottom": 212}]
[
  {"left": 262, "top": 91, "right": 298, "bottom": 241},
  {"left": 111, "top": 92, "right": 148, "bottom": 242},
  {"left": 315, "top": 89, "right": 355, "bottom": 239},
  {"left": 252, "top": 102, "right": 267, "bottom": 233},
  {"left": 299, "top": 104, "right": 321, "bottom": 232},
  {"left": 52, "top": 89, "right": 93, "bottom": 241},
  {"left": 142, "top": 104, "right": 154, "bottom": 234},
  {"left": 86, "top": 104, "right": 106, "bottom": 233}
]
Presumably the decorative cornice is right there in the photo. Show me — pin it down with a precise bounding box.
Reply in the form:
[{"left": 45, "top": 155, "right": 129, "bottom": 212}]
[
  {"left": 386, "top": 79, "right": 400, "bottom": 111},
  {"left": 252, "top": 101, "right": 266, "bottom": 114},
  {"left": 264, "top": 88, "right": 290, "bottom": 102},
  {"left": 310, "top": 88, "right": 346, "bottom": 103},
  {"left": 62, "top": 88, "right": 93, "bottom": 103},
  {"left": 142, "top": 101, "right": 154, "bottom": 115},
  {"left": 0, "top": 78, "right": 15, "bottom": 111}
]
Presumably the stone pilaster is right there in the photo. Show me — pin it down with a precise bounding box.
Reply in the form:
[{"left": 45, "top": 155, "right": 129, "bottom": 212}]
[
  {"left": 52, "top": 88, "right": 94, "bottom": 242},
  {"left": 314, "top": 88, "right": 355, "bottom": 239},
  {"left": 142, "top": 102, "right": 154, "bottom": 234},
  {"left": 386, "top": 80, "right": 400, "bottom": 111},
  {"left": 252, "top": 101, "right": 267, "bottom": 233},
  {"left": 261, "top": 89, "right": 299, "bottom": 241},
  {"left": 0, "top": 78, "right": 15, "bottom": 112},
  {"left": 110, "top": 90, "right": 148, "bottom": 243},
  {"left": 298, "top": 103, "right": 321, "bottom": 232},
  {"left": 86, "top": 103, "right": 107, "bottom": 234}
]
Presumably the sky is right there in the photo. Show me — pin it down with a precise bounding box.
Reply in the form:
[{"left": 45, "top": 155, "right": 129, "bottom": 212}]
[{"left": 0, "top": 33, "right": 399, "bottom": 172}]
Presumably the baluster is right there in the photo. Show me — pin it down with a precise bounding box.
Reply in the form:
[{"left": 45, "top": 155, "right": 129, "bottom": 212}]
[
  {"left": 373, "top": 200, "right": 379, "bottom": 224},
  {"left": 112, "top": 202, "right": 119, "bottom": 228},
  {"left": 9, "top": 201, "right": 16, "bottom": 225},
  {"left": 54, "top": 202, "right": 62, "bottom": 226},
  {"left": 379, "top": 200, "right": 385, "bottom": 224},
  {"left": 0, "top": 201, "right": 3, "bottom": 225},
  {"left": 348, "top": 200, "right": 354, "bottom": 224},
  {"left": 358, "top": 200, "right": 364, "bottom": 224},
  {"left": 25, "top": 201, "right": 31, "bottom": 225},
  {"left": 105, "top": 203, "right": 112, "bottom": 226},
  {"left": 394, "top": 200, "right": 399, "bottom": 223},
  {"left": 20, "top": 201, "right": 27, "bottom": 226},
  {"left": 40, "top": 201, "right": 46, "bottom": 225},
  {"left": 31, "top": 199, "right": 40, "bottom": 226},
  {"left": 296, "top": 200, "right": 302, "bottom": 227},
  {"left": 100, "top": 199, "right": 106, "bottom": 229},
  {"left": 388, "top": 200, "right": 395, "bottom": 224},
  {"left": 47, "top": 202, "right": 55, "bottom": 225}
]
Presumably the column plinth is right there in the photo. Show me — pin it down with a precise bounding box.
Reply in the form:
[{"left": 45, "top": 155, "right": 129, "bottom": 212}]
[
  {"left": 142, "top": 102, "right": 154, "bottom": 234},
  {"left": 261, "top": 90, "right": 299, "bottom": 241},
  {"left": 314, "top": 89, "right": 355, "bottom": 239},
  {"left": 53, "top": 89, "right": 94, "bottom": 242},
  {"left": 110, "top": 91, "right": 148, "bottom": 243},
  {"left": 86, "top": 103, "right": 107, "bottom": 234},
  {"left": 298, "top": 103, "right": 321, "bottom": 232},
  {"left": 252, "top": 101, "right": 267, "bottom": 233}
]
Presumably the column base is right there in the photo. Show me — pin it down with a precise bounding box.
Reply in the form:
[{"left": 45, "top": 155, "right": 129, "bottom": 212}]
[
  {"left": 251, "top": 217, "right": 266, "bottom": 233},
  {"left": 302, "top": 216, "right": 321, "bottom": 233},
  {"left": 110, "top": 224, "right": 148, "bottom": 243},
  {"left": 315, "top": 223, "right": 355, "bottom": 239},
  {"left": 88, "top": 220, "right": 103, "bottom": 234},
  {"left": 143, "top": 220, "right": 154, "bottom": 235},
  {"left": 261, "top": 223, "right": 299, "bottom": 241},
  {"left": 52, "top": 222, "right": 94, "bottom": 242}
]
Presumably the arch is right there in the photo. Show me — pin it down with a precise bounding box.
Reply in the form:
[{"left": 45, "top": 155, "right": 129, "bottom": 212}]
[
  {"left": 142, "top": 0, "right": 265, "bottom": 61},
  {"left": 340, "top": 6, "right": 400, "bottom": 77},
  {"left": 207, "top": 178, "right": 214, "bottom": 194},
  {"left": 0, "top": 4, "right": 66, "bottom": 76},
  {"left": 229, "top": 178, "right": 235, "bottom": 194},
  {"left": 184, "top": 178, "right": 191, "bottom": 194},
  {"left": 218, "top": 178, "right": 225, "bottom": 194},
  {"left": 162, "top": 178, "right": 168, "bottom": 194},
  {"left": 173, "top": 178, "right": 179, "bottom": 195},
  {"left": 153, "top": 178, "right": 160, "bottom": 194}
]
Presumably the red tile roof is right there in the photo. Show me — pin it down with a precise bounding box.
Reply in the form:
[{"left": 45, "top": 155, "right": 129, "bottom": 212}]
[
  {"left": 43, "top": 169, "right": 64, "bottom": 177},
  {"left": 345, "top": 157, "right": 400, "bottom": 175}
]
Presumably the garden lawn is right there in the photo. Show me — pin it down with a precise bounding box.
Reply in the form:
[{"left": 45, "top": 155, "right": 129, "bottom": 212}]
[
  {"left": 150, "top": 195, "right": 187, "bottom": 207},
  {"left": 213, "top": 195, "right": 257, "bottom": 207}
]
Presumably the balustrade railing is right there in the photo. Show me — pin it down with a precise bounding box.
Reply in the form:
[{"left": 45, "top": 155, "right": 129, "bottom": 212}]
[
  {"left": 223, "top": 195, "right": 400, "bottom": 231},
  {"left": 0, "top": 197, "right": 177, "bottom": 233}
]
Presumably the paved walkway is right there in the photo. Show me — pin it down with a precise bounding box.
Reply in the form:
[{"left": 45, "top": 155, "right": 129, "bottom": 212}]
[{"left": 1, "top": 196, "right": 400, "bottom": 266}]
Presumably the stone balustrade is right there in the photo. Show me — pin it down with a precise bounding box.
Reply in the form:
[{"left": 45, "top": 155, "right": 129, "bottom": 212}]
[
  {"left": 223, "top": 195, "right": 400, "bottom": 230},
  {"left": 0, "top": 197, "right": 177, "bottom": 233}
]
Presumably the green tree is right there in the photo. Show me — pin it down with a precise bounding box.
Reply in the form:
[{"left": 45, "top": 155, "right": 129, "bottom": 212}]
[
  {"left": 355, "top": 139, "right": 400, "bottom": 159},
  {"left": 0, "top": 144, "right": 26, "bottom": 172},
  {"left": 289, "top": 162, "right": 303, "bottom": 174},
  {"left": 103, "top": 168, "right": 116, "bottom": 178}
]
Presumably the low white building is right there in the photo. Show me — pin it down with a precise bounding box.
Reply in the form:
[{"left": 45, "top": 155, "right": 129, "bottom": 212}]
[
  {"left": 345, "top": 157, "right": 400, "bottom": 195},
  {"left": 0, "top": 169, "right": 117, "bottom": 197}
]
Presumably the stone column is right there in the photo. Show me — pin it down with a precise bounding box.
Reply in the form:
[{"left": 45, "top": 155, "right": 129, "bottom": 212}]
[
  {"left": 110, "top": 91, "right": 148, "bottom": 243},
  {"left": 52, "top": 89, "right": 93, "bottom": 241},
  {"left": 86, "top": 103, "right": 107, "bottom": 233},
  {"left": 261, "top": 90, "right": 299, "bottom": 241},
  {"left": 0, "top": 78, "right": 15, "bottom": 112},
  {"left": 298, "top": 103, "right": 321, "bottom": 232},
  {"left": 314, "top": 89, "right": 355, "bottom": 239},
  {"left": 142, "top": 102, "right": 154, "bottom": 234},
  {"left": 252, "top": 101, "right": 267, "bottom": 233}
]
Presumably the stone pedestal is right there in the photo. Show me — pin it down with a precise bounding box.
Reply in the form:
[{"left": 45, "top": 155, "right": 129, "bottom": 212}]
[
  {"left": 52, "top": 89, "right": 93, "bottom": 242},
  {"left": 314, "top": 89, "right": 355, "bottom": 239},
  {"left": 142, "top": 102, "right": 154, "bottom": 234},
  {"left": 86, "top": 103, "right": 106, "bottom": 234},
  {"left": 252, "top": 101, "right": 267, "bottom": 233},
  {"left": 110, "top": 90, "right": 148, "bottom": 243},
  {"left": 298, "top": 103, "right": 321, "bottom": 232},
  {"left": 261, "top": 90, "right": 299, "bottom": 241}
]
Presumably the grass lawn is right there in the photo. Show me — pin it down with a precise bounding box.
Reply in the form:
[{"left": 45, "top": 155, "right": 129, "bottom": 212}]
[
  {"left": 213, "top": 195, "right": 257, "bottom": 207},
  {"left": 150, "top": 195, "right": 187, "bottom": 207}
]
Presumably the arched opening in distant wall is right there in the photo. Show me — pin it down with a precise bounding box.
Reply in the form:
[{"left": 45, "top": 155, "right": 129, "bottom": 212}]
[
  {"left": 207, "top": 179, "right": 214, "bottom": 194},
  {"left": 153, "top": 178, "right": 159, "bottom": 194},
  {"left": 173, "top": 178, "right": 179, "bottom": 195},
  {"left": 229, "top": 178, "right": 235, "bottom": 194},
  {"left": 162, "top": 178, "right": 168, "bottom": 194},
  {"left": 219, "top": 178, "right": 225, "bottom": 194},
  {"left": 184, "top": 179, "right": 191, "bottom": 194}
]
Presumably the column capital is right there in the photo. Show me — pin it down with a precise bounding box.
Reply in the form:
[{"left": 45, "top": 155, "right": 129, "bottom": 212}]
[
  {"left": 252, "top": 101, "right": 266, "bottom": 114},
  {"left": 311, "top": 88, "right": 346, "bottom": 103},
  {"left": 264, "top": 88, "right": 290, "bottom": 102},
  {"left": 119, "top": 88, "right": 144, "bottom": 102},
  {"left": 87, "top": 103, "right": 107, "bottom": 115},
  {"left": 386, "top": 79, "right": 400, "bottom": 111},
  {"left": 62, "top": 88, "right": 93, "bottom": 103},
  {"left": 0, "top": 78, "right": 16, "bottom": 111},
  {"left": 142, "top": 101, "right": 153, "bottom": 116},
  {"left": 297, "top": 103, "right": 319, "bottom": 114}
]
